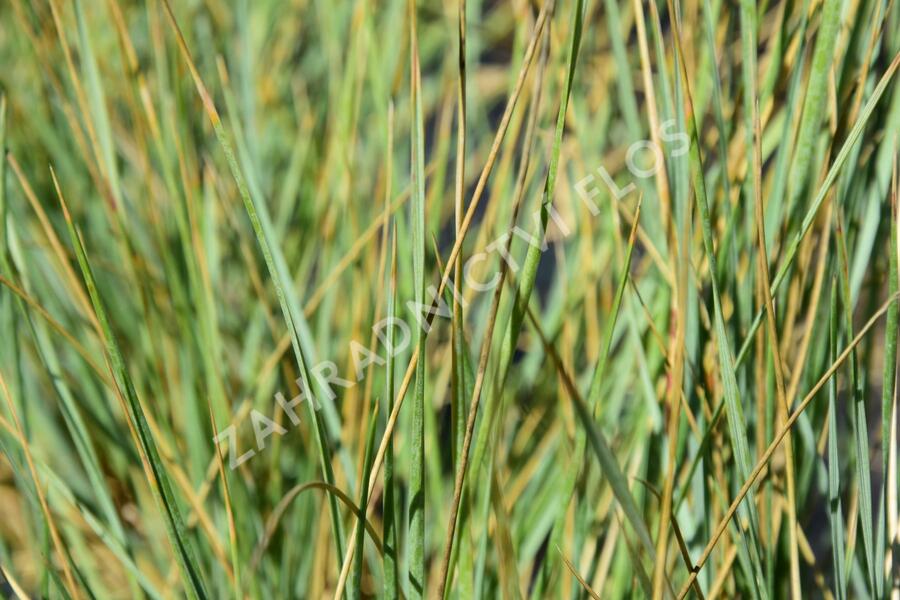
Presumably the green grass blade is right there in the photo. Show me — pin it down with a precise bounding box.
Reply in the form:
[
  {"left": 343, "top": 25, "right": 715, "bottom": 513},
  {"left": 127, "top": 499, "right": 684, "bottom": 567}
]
[
  {"left": 664, "top": 0, "right": 767, "bottom": 593},
  {"left": 877, "top": 163, "right": 899, "bottom": 594},
  {"left": 351, "top": 398, "right": 379, "bottom": 597},
  {"left": 828, "top": 281, "right": 848, "bottom": 600},
  {"left": 785, "top": 0, "right": 843, "bottom": 220},
  {"left": 51, "top": 170, "right": 208, "bottom": 599},
  {"left": 407, "top": 0, "right": 427, "bottom": 595},
  {"left": 835, "top": 209, "right": 877, "bottom": 594},
  {"left": 383, "top": 222, "right": 400, "bottom": 600},
  {"left": 736, "top": 52, "right": 900, "bottom": 367},
  {"left": 159, "top": 0, "right": 346, "bottom": 565}
]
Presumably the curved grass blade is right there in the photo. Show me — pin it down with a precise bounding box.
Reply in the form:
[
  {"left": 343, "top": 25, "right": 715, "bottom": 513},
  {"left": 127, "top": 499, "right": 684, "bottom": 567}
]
[{"left": 159, "top": 0, "right": 346, "bottom": 566}]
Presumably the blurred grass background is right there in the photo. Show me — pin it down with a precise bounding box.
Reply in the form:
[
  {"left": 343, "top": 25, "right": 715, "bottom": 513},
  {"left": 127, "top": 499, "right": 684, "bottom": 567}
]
[{"left": 0, "top": 0, "right": 898, "bottom": 598}]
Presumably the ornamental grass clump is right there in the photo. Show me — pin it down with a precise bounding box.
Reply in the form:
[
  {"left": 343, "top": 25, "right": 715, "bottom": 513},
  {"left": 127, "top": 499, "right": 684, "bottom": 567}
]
[{"left": 0, "top": 0, "right": 898, "bottom": 598}]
